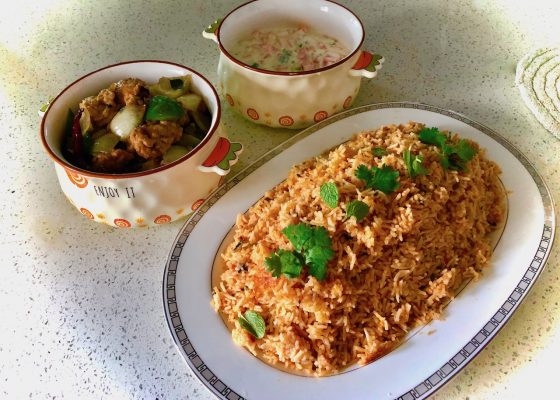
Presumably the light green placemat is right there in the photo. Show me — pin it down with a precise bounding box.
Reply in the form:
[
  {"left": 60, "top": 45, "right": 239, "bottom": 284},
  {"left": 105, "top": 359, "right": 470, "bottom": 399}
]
[{"left": 515, "top": 47, "right": 560, "bottom": 139}]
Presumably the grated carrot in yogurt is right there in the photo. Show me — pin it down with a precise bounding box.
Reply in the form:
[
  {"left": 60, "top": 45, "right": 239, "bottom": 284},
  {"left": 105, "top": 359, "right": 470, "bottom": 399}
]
[{"left": 229, "top": 25, "right": 349, "bottom": 72}]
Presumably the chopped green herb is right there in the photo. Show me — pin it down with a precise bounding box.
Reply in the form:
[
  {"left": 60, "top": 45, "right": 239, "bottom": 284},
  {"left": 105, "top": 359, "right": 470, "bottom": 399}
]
[
  {"left": 419, "top": 127, "right": 447, "bottom": 148},
  {"left": 265, "top": 223, "right": 334, "bottom": 281},
  {"left": 355, "top": 164, "right": 400, "bottom": 194},
  {"left": 440, "top": 140, "right": 477, "bottom": 171},
  {"left": 355, "top": 165, "right": 372, "bottom": 183},
  {"left": 372, "top": 147, "right": 387, "bottom": 157},
  {"left": 304, "top": 246, "right": 330, "bottom": 281},
  {"left": 346, "top": 200, "right": 369, "bottom": 222},
  {"left": 265, "top": 249, "right": 303, "bottom": 278},
  {"left": 238, "top": 310, "right": 266, "bottom": 339},
  {"left": 403, "top": 149, "right": 429, "bottom": 177},
  {"left": 419, "top": 127, "right": 477, "bottom": 172},
  {"left": 281, "top": 223, "right": 313, "bottom": 253},
  {"left": 320, "top": 182, "right": 339, "bottom": 208},
  {"left": 439, "top": 154, "right": 451, "bottom": 170},
  {"left": 282, "top": 224, "right": 333, "bottom": 258},
  {"left": 455, "top": 139, "right": 477, "bottom": 161},
  {"left": 278, "top": 49, "right": 292, "bottom": 64},
  {"left": 250, "top": 62, "right": 260, "bottom": 68}
]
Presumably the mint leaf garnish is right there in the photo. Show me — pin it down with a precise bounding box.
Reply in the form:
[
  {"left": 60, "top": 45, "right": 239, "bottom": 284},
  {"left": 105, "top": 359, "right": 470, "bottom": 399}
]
[
  {"left": 320, "top": 182, "right": 339, "bottom": 208},
  {"left": 346, "top": 200, "right": 369, "bottom": 222},
  {"left": 238, "top": 310, "right": 266, "bottom": 339}
]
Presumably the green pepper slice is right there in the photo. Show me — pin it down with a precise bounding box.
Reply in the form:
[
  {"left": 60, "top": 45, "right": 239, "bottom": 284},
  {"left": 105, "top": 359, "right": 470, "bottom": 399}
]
[{"left": 145, "top": 96, "right": 185, "bottom": 121}]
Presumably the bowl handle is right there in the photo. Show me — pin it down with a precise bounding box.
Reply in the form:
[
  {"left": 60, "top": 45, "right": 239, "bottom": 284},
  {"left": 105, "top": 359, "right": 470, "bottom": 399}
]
[
  {"left": 198, "top": 137, "right": 243, "bottom": 176},
  {"left": 38, "top": 98, "right": 53, "bottom": 118},
  {"left": 202, "top": 18, "right": 223, "bottom": 43},
  {"left": 348, "top": 51, "right": 384, "bottom": 78}
]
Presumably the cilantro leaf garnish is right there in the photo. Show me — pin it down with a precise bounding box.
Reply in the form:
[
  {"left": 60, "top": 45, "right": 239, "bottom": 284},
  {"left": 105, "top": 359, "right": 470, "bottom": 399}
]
[
  {"left": 265, "top": 249, "right": 303, "bottom": 278},
  {"left": 265, "top": 223, "right": 334, "bottom": 281},
  {"left": 346, "top": 200, "right": 369, "bottom": 222},
  {"left": 372, "top": 147, "right": 387, "bottom": 157},
  {"left": 238, "top": 310, "right": 266, "bottom": 339},
  {"left": 419, "top": 127, "right": 477, "bottom": 172},
  {"left": 355, "top": 164, "right": 400, "bottom": 194},
  {"left": 282, "top": 224, "right": 332, "bottom": 258},
  {"left": 281, "top": 223, "right": 313, "bottom": 253},
  {"left": 355, "top": 164, "right": 372, "bottom": 182},
  {"left": 320, "top": 182, "right": 339, "bottom": 208},
  {"left": 304, "top": 246, "right": 331, "bottom": 281},
  {"left": 403, "top": 149, "right": 429, "bottom": 177},
  {"left": 419, "top": 127, "right": 447, "bottom": 148},
  {"left": 455, "top": 139, "right": 477, "bottom": 161},
  {"left": 440, "top": 139, "right": 477, "bottom": 171},
  {"left": 440, "top": 143, "right": 462, "bottom": 171}
]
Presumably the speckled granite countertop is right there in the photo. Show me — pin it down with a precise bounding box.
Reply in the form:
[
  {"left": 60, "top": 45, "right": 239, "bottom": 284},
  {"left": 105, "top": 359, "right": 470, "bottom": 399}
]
[{"left": 0, "top": 0, "right": 558, "bottom": 399}]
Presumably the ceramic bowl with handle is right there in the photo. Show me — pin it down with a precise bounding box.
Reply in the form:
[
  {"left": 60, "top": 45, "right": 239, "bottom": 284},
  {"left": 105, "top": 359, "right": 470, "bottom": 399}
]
[
  {"left": 203, "top": 0, "right": 384, "bottom": 129},
  {"left": 40, "top": 60, "right": 242, "bottom": 228}
]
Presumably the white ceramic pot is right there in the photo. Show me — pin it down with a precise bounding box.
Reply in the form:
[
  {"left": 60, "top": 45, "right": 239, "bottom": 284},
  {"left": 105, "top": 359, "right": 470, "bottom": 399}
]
[
  {"left": 40, "top": 61, "right": 242, "bottom": 228},
  {"left": 203, "top": 0, "right": 384, "bottom": 129}
]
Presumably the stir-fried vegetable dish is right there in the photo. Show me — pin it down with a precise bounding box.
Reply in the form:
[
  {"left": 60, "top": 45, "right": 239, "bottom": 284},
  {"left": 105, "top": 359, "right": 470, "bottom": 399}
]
[{"left": 62, "top": 76, "right": 211, "bottom": 173}]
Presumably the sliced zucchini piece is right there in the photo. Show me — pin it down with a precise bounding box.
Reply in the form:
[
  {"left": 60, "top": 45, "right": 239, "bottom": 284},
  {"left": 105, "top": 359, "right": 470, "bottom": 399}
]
[
  {"left": 148, "top": 75, "right": 191, "bottom": 99},
  {"left": 139, "top": 158, "right": 160, "bottom": 171},
  {"left": 183, "top": 122, "right": 198, "bottom": 136},
  {"left": 162, "top": 145, "right": 190, "bottom": 164},
  {"left": 178, "top": 133, "right": 201, "bottom": 148},
  {"left": 176, "top": 93, "right": 202, "bottom": 112},
  {"left": 91, "top": 133, "right": 121, "bottom": 154},
  {"left": 190, "top": 110, "right": 211, "bottom": 133}
]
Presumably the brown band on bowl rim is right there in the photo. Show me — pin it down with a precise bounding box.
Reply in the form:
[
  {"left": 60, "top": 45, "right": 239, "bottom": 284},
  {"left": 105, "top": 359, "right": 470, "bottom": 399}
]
[
  {"left": 40, "top": 60, "right": 222, "bottom": 179},
  {"left": 216, "top": 0, "right": 366, "bottom": 76}
]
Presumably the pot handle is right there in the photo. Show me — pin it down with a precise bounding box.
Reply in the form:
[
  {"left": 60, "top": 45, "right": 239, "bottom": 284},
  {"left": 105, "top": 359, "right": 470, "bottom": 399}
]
[
  {"left": 348, "top": 51, "right": 384, "bottom": 78},
  {"left": 198, "top": 137, "right": 243, "bottom": 176},
  {"left": 202, "top": 18, "right": 223, "bottom": 43}
]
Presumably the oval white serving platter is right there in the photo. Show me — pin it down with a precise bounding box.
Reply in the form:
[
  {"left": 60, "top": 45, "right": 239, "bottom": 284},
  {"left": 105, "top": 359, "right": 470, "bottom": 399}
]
[{"left": 163, "top": 103, "right": 555, "bottom": 400}]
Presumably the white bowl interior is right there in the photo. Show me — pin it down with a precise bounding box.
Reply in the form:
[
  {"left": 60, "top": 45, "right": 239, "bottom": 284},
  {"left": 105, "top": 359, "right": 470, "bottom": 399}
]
[
  {"left": 219, "top": 0, "right": 363, "bottom": 56},
  {"left": 43, "top": 62, "right": 219, "bottom": 164}
]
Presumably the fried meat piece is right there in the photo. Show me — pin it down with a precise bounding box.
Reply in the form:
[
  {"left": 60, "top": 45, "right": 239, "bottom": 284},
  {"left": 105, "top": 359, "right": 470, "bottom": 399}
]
[
  {"left": 111, "top": 78, "right": 150, "bottom": 106},
  {"left": 79, "top": 89, "right": 118, "bottom": 128},
  {"left": 91, "top": 149, "right": 135, "bottom": 173},
  {"left": 128, "top": 121, "right": 182, "bottom": 159}
]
